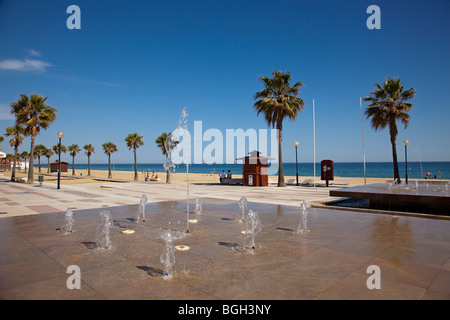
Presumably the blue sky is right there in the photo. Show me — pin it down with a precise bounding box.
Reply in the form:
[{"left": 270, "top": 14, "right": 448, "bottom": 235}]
[{"left": 0, "top": 0, "right": 449, "bottom": 165}]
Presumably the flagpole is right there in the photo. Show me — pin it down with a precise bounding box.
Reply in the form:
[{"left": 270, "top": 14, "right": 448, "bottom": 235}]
[
  {"left": 360, "top": 97, "right": 367, "bottom": 185},
  {"left": 313, "top": 98, "right": 316, "bottom": 188}
]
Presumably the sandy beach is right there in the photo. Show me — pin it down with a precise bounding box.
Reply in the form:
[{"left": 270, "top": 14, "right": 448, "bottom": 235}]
[{"left": 4, "top": 168, "right": 388, "bottom": 186}]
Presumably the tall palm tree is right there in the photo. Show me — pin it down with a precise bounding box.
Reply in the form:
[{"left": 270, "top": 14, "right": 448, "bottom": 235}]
[
  {"left": 5, "top": 124, "right": 25, "bottom": 181},
  {"left": 102, "top": 142, "right": 117, "bottom": 179},
  {"left": 155, "top": 132, "right": 179, "bottom": 183},
  {"left": 10, "top": 94, "right": 57, "bottom": 184},
  {"left": 83, "top": 144, "right": 95, "bottom": 176},
  {"left": 364, "top": 76, "right": 416, "bottom": 182},
  {"left": 34, "top": 144, "right": 46, "bottom": 173},
  {"left": 20, "top": 151, "right": 30, "bottom": 173},
  {"left": 43, "top": 147, "right": 53, "bottom": 173},
  {"left": 125, "top": 133, "right": 144, "bottom": 181},
  {"left": 68, "top": 144, "right": 81, "bottom": 175},
  {"left": 254, "top": 70, "right": 305, "bottom": 187}
]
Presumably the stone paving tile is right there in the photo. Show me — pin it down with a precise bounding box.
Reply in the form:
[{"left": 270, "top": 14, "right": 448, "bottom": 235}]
[{"left": 25, "top": 205, "right": 62, "bottom": 214}]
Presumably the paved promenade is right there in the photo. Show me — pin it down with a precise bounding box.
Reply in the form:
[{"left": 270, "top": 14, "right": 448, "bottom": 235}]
[
  {"left": 0, "top": 176, "right": 336, "bottom": 217},
  {"left": 1, "top": 176, "right": 449, "bottom": 300}
]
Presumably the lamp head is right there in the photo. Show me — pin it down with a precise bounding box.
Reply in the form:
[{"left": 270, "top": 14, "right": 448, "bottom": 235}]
[
  {"left": 402, "top": 140, "right": 409, "bottom": 146},
  {"left": 57, "top": 131, "right": 64, "bottom": 139},
  {"left": 293, "top": 141, "right": 299, "bottom": 147}
]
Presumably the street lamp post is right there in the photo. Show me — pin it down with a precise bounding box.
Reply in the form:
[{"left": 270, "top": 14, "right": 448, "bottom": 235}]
[
  {"left": 294, "top": 141, "right": 299, "bottom": 186},
  {"left": 403, "top": 140, "right": 409, "bottom": 185},
  {"left": 57, "top": 131, "right": 64, "bottom": 189}
]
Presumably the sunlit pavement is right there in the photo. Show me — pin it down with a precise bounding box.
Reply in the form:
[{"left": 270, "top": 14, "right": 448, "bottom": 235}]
[{"left": 0, "top": 177, "right": 449, "bottom": 300}]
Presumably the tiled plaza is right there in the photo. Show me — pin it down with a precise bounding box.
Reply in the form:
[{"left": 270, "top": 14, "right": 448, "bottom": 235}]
[{"left": 1, "top": 177, "right": 449, "bottom": 300}]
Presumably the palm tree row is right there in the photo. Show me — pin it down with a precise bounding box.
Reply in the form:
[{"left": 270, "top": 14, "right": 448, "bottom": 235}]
[
  {"left": 5, "top": 74, "right": 415, "bottom": 186},
  {"left": 254, "top": 71, "right": 415, "bottom": 186},
  {"left": 4, "top": 95, "right": 144, "bottom": 181}
]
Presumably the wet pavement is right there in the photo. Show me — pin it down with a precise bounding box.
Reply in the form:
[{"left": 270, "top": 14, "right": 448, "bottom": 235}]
[{"left": 1, "top": 198, "right": 449, "bottom": 300}]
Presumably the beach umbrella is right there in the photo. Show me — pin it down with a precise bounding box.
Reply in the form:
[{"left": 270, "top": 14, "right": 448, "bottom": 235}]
[{"left": 424, "top": 172, "right": 431, "bottom": 175}]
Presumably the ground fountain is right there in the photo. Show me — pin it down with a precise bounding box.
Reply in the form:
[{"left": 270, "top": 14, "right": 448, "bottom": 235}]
[
  {"left": 238, "top": 209, "right": 262, "bottom": 252},
  {"left": 194, "top": 196, "right": 202, "bottom": 215},
  {"left": 236, "top": 196, "right": 248, "bottom": 222},
  {"left": 165, "top": 107, "right": 191, "bottom": 233},
  {"left": 136, "top": 194, "right": 148, "bottom": 223},
  {"left": 295, "top": 201, "right": 309, "bottom": 234},
  {"left": 160, "top": 231, "right": 176, "bottom": 280},
  {"left": 179, "top": 108, "right": 190, "bottom": 233},
  {"left": 59, "top": 207, "right": 74, "bottom": 234},
  {"left": 188, "top": 197, "right": 202, "bottom": 224},
  {"left": 96, "top": 210, "right": 113, "bottom": 251}
]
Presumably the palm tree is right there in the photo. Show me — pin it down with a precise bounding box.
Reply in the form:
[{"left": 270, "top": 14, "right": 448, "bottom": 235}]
[
  {"left": 68, "top": 144, "right": 81, "bottom": 175},
  {"left": 52, "top": 144, "right": 67, "bottom": 160},
  {"left": 10, "top": 94, "right": 57, "bottom": 184},
  {"left": 34, "top": 144, "right": 46, "bottom": 173},
  {"left": 254, "top": 70, "right": 305, "bottom": 187},
  {"left": 20, "top": 151, "right": 30, "bottom": 173},
  {"left": 5, "top": 154, "right": 14, "bottom": 170},
  {"left": 5, "top": 124, "right": 25, "bottom": 181},
  {"left": 83, "top": 144, "right": 95, "bottom": 176},
  {"left": 43, "top": 147, "right": 53, "bottom": 173},
  {"left": 364, "top": 76, "right": 416, "bottom": 183},
  {"left": 125, "top": 133, "right": 144, "bottom": 181},
  {"left": 102, "top": 142, "right": 117, "bottom": 179},
  {"left": 155, "top": 132, "right": 179, "bottom": 183}
]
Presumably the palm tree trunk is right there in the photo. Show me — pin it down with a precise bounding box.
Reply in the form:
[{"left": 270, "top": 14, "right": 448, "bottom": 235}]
[
  {"left": 72, "top": 156, "right": 75, "bottom": 175},
  {"left": 27, "top": 135, "right": 35, "bottom": 184},
  {"left": 108, "top": 154, "right": 112, "bottom": 179},
  {"left": 11, "top": 146, "right": 18, "bottom": 181},
  {"left": 47, "top": 157, "right": 50, "bottom": 173},
  {"left": 24, "top": 157, "right": 28, "bottom": 173},
  {"left": 165, "top": 155, "right": 171, "bottom": 184},
  {"left": 389, "top": 122, "right": 401, "bottom": 183},
  {"left": 277, "top": 121, "right": 286, "bottom": 187},
  {"left": 133, "top": 148, "right": 138, "bottom": 181},
  {"left": 87, "top": 155, "right": 91, "bottom": 176}
]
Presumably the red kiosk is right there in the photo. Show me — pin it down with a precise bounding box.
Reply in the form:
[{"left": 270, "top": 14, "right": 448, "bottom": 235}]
[
  {"left": 237, "top": 151, "right": 274, "bottom": 187},
  {"left": 321, "top": 160, "right": 334, "bottom": 187}
]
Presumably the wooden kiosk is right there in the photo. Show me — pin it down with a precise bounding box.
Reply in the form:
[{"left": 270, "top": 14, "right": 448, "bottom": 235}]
[
  {"left": 237, "top": 150, "right": 274, "bottom": 187},
  {"left": 50, "top": 160, "right": 68, "bottom": 173}
]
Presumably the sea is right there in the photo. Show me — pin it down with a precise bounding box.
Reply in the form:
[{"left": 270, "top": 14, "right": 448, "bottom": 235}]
[{"left": 38, "top": 161, "right": 450, "bottom": 180}]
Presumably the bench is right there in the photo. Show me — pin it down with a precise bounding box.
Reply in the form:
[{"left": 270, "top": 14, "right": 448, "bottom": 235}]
[{"left": 220, "top": 178, "right": 243, "bottom": 185}]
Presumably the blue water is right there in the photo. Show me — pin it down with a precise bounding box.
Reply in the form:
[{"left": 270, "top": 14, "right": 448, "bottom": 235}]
[{"left": 38, "top": 161, "right": 450, "bottom": 179}]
